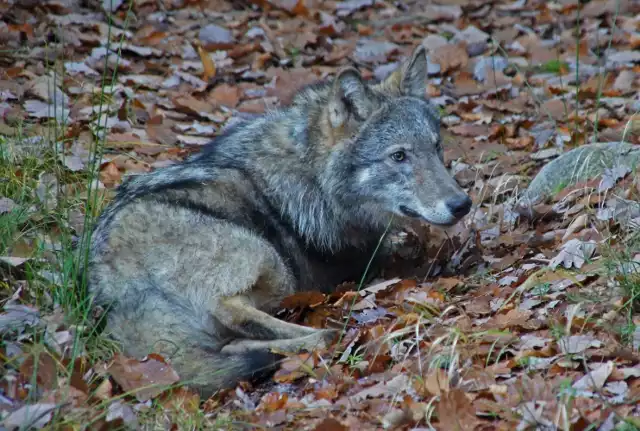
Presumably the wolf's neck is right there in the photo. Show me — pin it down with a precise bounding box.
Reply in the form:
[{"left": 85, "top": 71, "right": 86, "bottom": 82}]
[
  {"left": 267, "top": 173, "right": 359, "bottom": 252},
  {"left": 248, "top": 110, "right": 373, "bottom": 253}
]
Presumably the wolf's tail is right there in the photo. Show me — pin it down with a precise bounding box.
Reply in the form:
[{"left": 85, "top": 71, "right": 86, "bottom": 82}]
[{"left": 170, "top": 346, "right": 281, "bottom": 398}]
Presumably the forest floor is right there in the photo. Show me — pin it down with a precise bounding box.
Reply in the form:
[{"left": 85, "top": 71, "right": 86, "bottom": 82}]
[{"left": 1, "top": 0, "right": 639, "bottom": 429}]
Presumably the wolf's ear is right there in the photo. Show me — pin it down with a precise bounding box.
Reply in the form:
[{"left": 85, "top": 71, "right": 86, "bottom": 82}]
[
  {"left": 328, "top": 68, "right": 374, "bottom": 129},
  {"left": 379, "top": 45, "right": 428, "bottom": 98},
  {"left": 400, "top": 45, "right": 428, "bottom": 97}
]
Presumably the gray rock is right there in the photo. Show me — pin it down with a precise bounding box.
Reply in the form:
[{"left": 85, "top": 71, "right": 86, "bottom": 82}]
[
  {"left": 421, "top": 34, "right": 449, "bottom": 53},
  {"left": 199, "top": 24, "right": 234, "bottom": 46},
  {"left": 454, "top": 25, "right": 489, "bottom": 45},
  {"left": 354, "top": 40, "right": 400, "bottom": 64}
]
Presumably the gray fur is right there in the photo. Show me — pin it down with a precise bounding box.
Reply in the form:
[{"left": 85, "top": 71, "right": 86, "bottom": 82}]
[{"left": 86, "top": 45, "right": 471, "bottom": 397}]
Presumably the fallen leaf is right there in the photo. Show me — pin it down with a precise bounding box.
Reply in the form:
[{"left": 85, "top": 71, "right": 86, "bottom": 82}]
[
  {"left": 281, "top": 291, "right": 325, "bottom": 309},
  {"left": 0, "top": 304, "right": 40, "bottom": 334},
  {"left": 353, "top": 374, "right": 411, "bottom": 401},
  {"left": 99, "top": 162, "right": 122, "bottom": 188},
  {"left": 421, "top": 368, "right": 450, "bottom": 397},
  {"left": 435, "top": 389, "right": 479, "bottom": 431},
  {"left": 24, "top": 100, "right": 70, "bottom": 122},
  {"left": 360, "top": 278, "right": 402, "bottom": 296},
  {"left": 598, "top": 164, "right": 631, "bottom": 192},
  {"left": 20, "top": 351, "right": 58, "bottom": 391},
  {"left": 431, "top": 44, "right": 469, "bottom": 74},
  {"left": 515, "top": 401, "right": 554, "bottom": 430},
  {"left": 119, "top": 74, "right": 164, "bottom": 90},
  {"left": 2, "top": 403, "right": 57, "bottom": 430},
  {"left": 209, "top": 83, "right": 240, "bottom": 108},
  {"left": 608, "top": 51, "right": 640, "bottom": 66},
  {"left": 105, "top": 400, "right": 138, "bottom": 428},
  {"left": 195, "top": 43, "right": 216, "bottom": 81},
  {"left": 335, "top": 0, "right": 373, "bottom": 17},
  {"left": 94, "top": 378, "right": 113, "bottom": 401},
  {"left": 173, "top": 95, "right": 216, "bottom": 118},
  {"left": 313, "top": 417, "right": 348, "bottom": 431},
  {"left": 106, "top": 353, "right": 180, "bottom": 401},
  {"left": 256, "top": 0, "right": 309, "bottom": 16},
  {"left": 273, "top": 353, "right": 315, "bottom": 383},
  {"left": 157, "top": 387, "right": 201, "bottom": 414},
  {"left": 558, "top": 334, "right": 602, "bottom": 355},
  {"left": 549, "top": 239, "right": 597, "bottom": 270},
  {"left": 573, "top": 361, "right": 614, "bottom": 391},
  {"left": 28, "top": 75, "right": 69, "bottom": 106}
]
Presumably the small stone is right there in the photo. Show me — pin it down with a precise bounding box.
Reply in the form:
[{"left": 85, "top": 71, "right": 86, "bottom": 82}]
[
  {"left": 421, "top": 34, "right": 449, "bottom": 53},
  {"left": 454, "top": 26, "right": 490, "bottom": 45},
  {"left": 199, "top": 24, "right": 235, "bottom": 49},
  {"left": 354, "top": 40, "right": 399, "bottom": 64}
]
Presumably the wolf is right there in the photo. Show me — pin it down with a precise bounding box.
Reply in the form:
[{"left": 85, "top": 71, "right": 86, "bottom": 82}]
[{"left": 85, "top": 45, "right": 472, "bottom": 397}]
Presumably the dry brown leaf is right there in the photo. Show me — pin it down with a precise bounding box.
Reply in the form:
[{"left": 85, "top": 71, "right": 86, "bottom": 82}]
[
  {"left": 94, "top": 378, "right": 113, "bottom": 401},
  {"left": 257, "top": 392, "right": 289, "bottom": 413},
  {"left": 99, "top": 162, "right": 122, "bottom": 188},
  {"left": 549, "top": 238, "right": 597, "bottom": 270},
  {"left": 19, "top": 351, "right": 58, "bottom": 391},
  {"left": 558, "top": 334, "right": 602, "bottom": 355},
  {"left": 250, "top": 0, "right": 309, "bottom": 16},
  {"left": 42, "top": 385, "right": 88, "bottom": 408},
  {"left": 273, "top": 353, "right": 315, "bottom": 383},
  {"left": 541, "top": 98, "right": 569, "bottom": 122},
  {"left": 435, "top": 388, "right": 480, "bottom": 431},
  {"left": 106, "top": 353, "right": 180, "bottom": 401},
  {"left": 157, "top": 387, "right": 201, "bottom": 414},
  {"left": 465, "top": 296, "right": 493, "bottom": 316},
  {"left": 353, "top": 374, "right": 411, "bottom": 401},
  {"left": 448, "top": 124, "right": 490, "bottom": 138},
  {"left": 281, "top": 291, "right": 325, "bottom": 309},
  {"left": 2, "top": 1, "right": 640, "bottom": 429},
  {"left": 421, "top": 368, "right": 450, "bottom": 397},
  {"left": 146, "top": 115, "right": 177, "bottom": 146},
  {"left": 173, "top": 95, "right": 215, "bottom": 118},
  {"left": 486, "top": 308, "right": 533, "bottom": 330},
  {"left": 433, "top": 277, "right": 463, "bottom": 292},
  {"left": 208, "top": 83, "right": 240, "bottom": 108},
  {"left": 313, "top": 417, "right": 348, "bottom": 431},
  {"left": 431, "top": 43, "right": 469, "bottom": 74},
  {"left": 195, "top": 43, "right": 216, "bottom": 81},
  {"left": 573, "top": 361, "right": 614, "bottom": 392},
  {"left": 2, "top": 403, "right": 57, "bottom": 430}
]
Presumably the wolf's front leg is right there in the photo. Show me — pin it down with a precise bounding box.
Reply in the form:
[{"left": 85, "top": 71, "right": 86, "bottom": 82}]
[
  {"left": 217, "top": 295, "right": 322, "bottom": 340},
  {"left": 210, "top": 233, "right": 331, "bottom": 342},
  {"left": 221, "top": 329, "right": 337, "bottom": 355}
]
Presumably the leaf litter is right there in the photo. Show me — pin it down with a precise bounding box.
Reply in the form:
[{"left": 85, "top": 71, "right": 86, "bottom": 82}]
[{"left": 1, "top": 0, "right": 640, "bottom": 429}]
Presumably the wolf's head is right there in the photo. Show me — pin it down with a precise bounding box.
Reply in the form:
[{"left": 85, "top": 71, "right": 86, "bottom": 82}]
[{"left": 321, "top": 45, "right": 472, "bottom": 227}]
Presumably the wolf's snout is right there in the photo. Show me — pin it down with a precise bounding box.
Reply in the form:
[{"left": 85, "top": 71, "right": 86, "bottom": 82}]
[{"left": 446, "top": 195, "right": 472, "bottom": 219}]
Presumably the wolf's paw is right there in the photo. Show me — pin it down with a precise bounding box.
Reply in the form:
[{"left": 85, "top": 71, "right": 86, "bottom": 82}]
[
  {"left": 317, "top": 328, "right": 339, "bottom": 349},
  {"left": 295, "top": 328, "right": 338, "bottom": 351}
]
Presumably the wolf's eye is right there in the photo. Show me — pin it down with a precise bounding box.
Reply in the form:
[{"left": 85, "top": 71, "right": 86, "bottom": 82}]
[{"left": 391, "top": 151, "right": 406, "bottom": 162}]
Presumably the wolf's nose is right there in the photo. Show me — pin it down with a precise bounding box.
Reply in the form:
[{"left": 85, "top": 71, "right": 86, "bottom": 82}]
[{"left": 446, "top": 195, "right": 472, "bottom": 218}]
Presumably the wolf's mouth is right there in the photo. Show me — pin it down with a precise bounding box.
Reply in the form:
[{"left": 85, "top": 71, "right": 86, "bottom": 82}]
[
  {"left": 399, "top": 205, "right": 461, "bottom": 226},
  {"left": 399, "top": 205, "right": 422, "bottom": 219}
]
